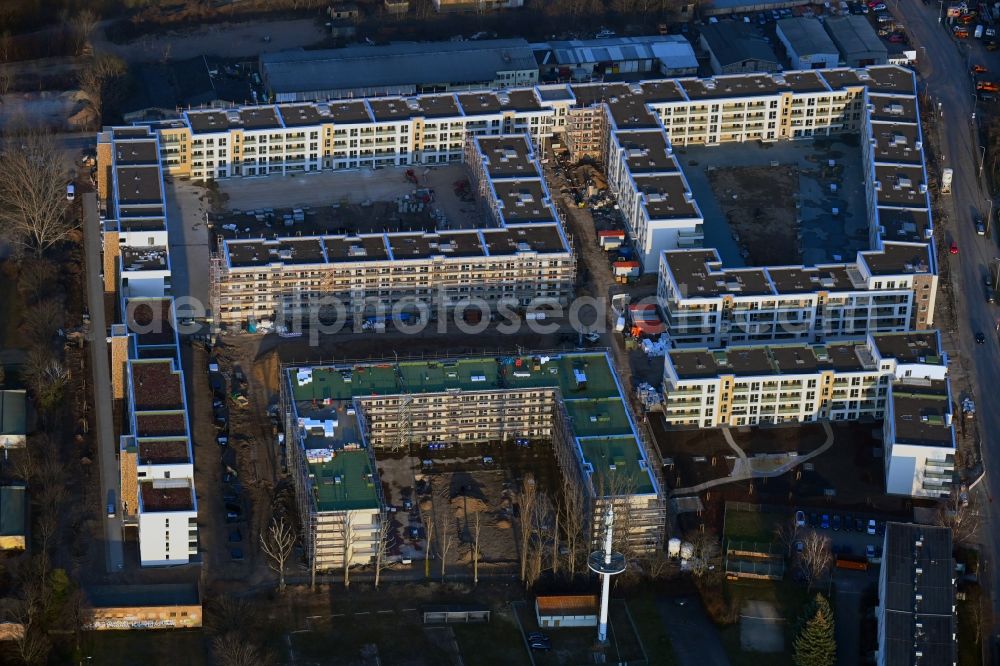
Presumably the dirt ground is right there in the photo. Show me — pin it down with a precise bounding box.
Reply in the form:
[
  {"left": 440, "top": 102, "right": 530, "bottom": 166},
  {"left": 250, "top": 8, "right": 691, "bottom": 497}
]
[
  {"left": 708, "top": 165, "right": 801, "bottom": 266},
  {"left": 214, "top": 164, "right": 486, "bottom": 232}
]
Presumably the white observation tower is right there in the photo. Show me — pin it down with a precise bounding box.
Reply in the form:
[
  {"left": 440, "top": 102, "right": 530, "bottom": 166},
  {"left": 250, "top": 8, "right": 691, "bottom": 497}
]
[{"left": 588, "top": 506, "right": 626, "bottom": 644}]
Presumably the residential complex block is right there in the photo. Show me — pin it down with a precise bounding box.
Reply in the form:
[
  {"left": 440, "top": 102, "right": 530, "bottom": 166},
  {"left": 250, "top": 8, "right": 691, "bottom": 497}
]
[
  {"left": 210, "top": 134, "right": 575, "bottom": 327},
  {"left": 661, "top": 331, "right": 947, "bottom": 427},
  {"left": 96, "top": 126, "right": 198, "bottom": 567},
  {"left": 282, "top": 352, "right": 664, "bottom": 570},
  {"left": 146, "top": 65, "right": 922, "bottom": 275},
  {"left": 657, "top": 242, "right": 936, "bottom": 349}
]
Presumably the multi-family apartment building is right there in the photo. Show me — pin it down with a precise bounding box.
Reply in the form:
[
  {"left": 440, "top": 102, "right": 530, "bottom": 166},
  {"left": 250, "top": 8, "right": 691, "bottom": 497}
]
[
  {"left": 96, "top": 126, "right": 199, "bottom": 567},
  {"left": 661, "top": 331, "right": 947, "bottom": 428},
  {"left": 657, "top": 242, "right": 937, "bottom": 348},
  {"left": 210, "top": 134, "right": 575, "bottom": 328},
  {"left": 877, "top": 523, "right": 956, "bottom": 666},
  {"left": 144, "top": 65, "right": 922, "bottom": 274},
  {"left": 883, "top": 376, "right": 956, "bottom": 499},
  {"left": 282, "top": 352, "right": 665, "bottom": 569}
]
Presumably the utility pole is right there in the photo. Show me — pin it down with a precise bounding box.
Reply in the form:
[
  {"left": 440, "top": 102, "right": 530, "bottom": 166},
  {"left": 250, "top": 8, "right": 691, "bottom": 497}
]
[{"left": 987, "top": 198, "right": 995, "bottom": 237}]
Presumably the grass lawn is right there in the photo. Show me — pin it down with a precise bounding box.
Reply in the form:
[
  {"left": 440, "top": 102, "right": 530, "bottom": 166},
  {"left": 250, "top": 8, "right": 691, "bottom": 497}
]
[
  {"left": 716, "top": 577, "right": 813, "bottom": 666},
  {"left": 453, "top": 608, "right": 531, "bottom": 666},
  {"left": 627, "top": 593, "right": 679, "bottom": 666},
  {"left": 284, "top": 613, "right": 453, "bottom": 664},
  {"left": 723, "top": 507, "right": 786, "bottom": 543},
  {"left": 84, "top": 629, "right": 210, "bottom": 665}
]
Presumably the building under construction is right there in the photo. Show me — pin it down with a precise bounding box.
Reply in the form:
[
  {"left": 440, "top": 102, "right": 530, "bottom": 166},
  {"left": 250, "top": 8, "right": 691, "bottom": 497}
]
[{"left": 281, "top": 351, "right": 666, "bottom": 570}]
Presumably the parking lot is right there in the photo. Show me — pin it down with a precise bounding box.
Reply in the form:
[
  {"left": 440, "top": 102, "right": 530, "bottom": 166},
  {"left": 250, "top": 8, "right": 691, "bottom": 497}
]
[{"left": 794, "top": 508, "right": 887, "bottom": 562}]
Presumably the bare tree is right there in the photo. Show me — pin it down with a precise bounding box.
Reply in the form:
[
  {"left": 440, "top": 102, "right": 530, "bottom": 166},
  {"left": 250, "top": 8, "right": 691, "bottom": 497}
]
[
  {"left": 773, "top": 517, "right": 801, "bottom": 559},
  {"left": 22, "top": 347, "right": 67, "bottom": 415},
  {"left": 439, "top": 524, "right": 452, "bottom": 580},
  {"left": 260, "top": 516, "right": 295, "bottom": 592},
  {"left": 71, "top": 10, "right": 99, "bottom": 56},
  {"left": 471, "top": 510, "right": 481, "bottom": 585},
  {"left": 212, "top": 633, "right": 270, "bottom": 666},
  {"left": 799, "top": 531, "right": 832, "bottom": 590},
  {"left": 0, "top": 131, "right": 72, "bottom": 256},
  {"left": 8, "top": 601, "right": 50, "bottom": 666},
  {"left": 558, "top": 475, "right": 585, "bottom": 578},
  {"left": 644, "top": 550, "right": 671, "bottom": 580},
  {"left": 0, "top": 68, "right": 10, "bottom": 100},
  {"left": 934, "top": 488, "right": 980, "bottom": 546},
  {"left": 15, "top": 259, "right": 57, "bottom": 304},
  {"left": 21, "top": 300, "right": 65, "bottom": 344},
  {"left": 514, "top": 475, "right": 538, "bottom": 582},
  {"left": 77, "top": 53, "right": 127, "bottom": 124},
  {"left": 420, "top": 497, "right": 435, "bottom": 580},
  {"left": 373, "top": 511, "right": 392, "bottom": 590},
  {"left": 686, "top": 529, "right": 720, "bottom": 578},
  {"left": 338, "top": 511, "right": 358, "bottom": 588}
]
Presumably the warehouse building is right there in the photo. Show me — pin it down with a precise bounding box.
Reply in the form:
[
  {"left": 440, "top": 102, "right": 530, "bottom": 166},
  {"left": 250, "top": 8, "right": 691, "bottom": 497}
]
[
  {"left": 825, "top": 15, "right": 888, "bottom": 67},
  {"left": 282, "top": 352, "right": 665, "bottom": 570},
  {"left": 0, "top": 390, "right": 26, "bottom": 450},
  {"left": 85, "top": 584, "right": 202, "bottom": 630},
  {"left": 260, "top": 40, "right": 538, "bottom": 101},
  {"left": 533, "top": 36, "right": 698, "bottom": 81},
  {"left": 698, "top": 22, "right": 782, "bottom": 74},
  {"left": 877, "top": 524, "right": 955, "bottom": 665},
  {"left": 777, "top": 17, "right": 841, "bottom": 69}
]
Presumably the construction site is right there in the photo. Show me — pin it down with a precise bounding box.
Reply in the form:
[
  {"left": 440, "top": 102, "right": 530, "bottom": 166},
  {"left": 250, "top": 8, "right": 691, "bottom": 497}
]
[
  {"left": 279, "top": 351, "right": 667, "bottom": 573},
  {"left": 210, "top": 163, "right": 488, "bottom": 241}
]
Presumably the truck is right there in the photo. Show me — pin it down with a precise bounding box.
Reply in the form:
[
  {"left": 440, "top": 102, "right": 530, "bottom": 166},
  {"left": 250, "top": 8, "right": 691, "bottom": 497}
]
[
  {"left": 835, "top": 555, "right": 869, "bottom": 571},
  {"left": 941, "top": 168, "right": 954, "bottom": 194}
]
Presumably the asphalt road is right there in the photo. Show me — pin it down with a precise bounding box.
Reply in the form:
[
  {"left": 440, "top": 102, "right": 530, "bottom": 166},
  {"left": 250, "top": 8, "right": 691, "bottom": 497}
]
[
  {"left": 899, "top": 0, "right": 1000, "bottom": 647},
  {"left": 82, "top": 192, "right": 125, "bottom": 572}
]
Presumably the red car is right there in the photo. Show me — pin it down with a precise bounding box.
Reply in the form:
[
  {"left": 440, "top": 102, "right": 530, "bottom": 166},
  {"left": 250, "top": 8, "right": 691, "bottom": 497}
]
[{"left": 951, "top": 242, "right": 959, "bottom": 254}]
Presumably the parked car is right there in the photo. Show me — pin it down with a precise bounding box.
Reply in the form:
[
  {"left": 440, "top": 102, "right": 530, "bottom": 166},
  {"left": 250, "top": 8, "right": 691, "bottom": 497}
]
[
  {"left": 832, "top": 514, "right": 842, "bottom": 531},
  {"left": 228, "top": 529, "right": 242, "bottom": 543},
  {"left": 527, "top": 632, "right": 550, "bottom": 643},
  {"left": 795, "top": 540, "right": 805, "bottom": 553},
  {"left": 976, "top": 214, "right": 986, "bottom": 235},
  {"left": 976, "top": 331, "right": 986, "bottom": 344},
  {"left": 225, "top": 511, "right": 241, "bottom": 521},
  {"left": 844, "top": 514, "right": 854, "bottom": 531},
  {"left": 230, "top": 548, "right": 244, "bottom": 561},
  {"left": 808, "top": 512, "right": 819, "bottom": 527},
  {"left": 950, "top": 242, "right": 959, "bottom": 254},
  {"left": 865, "top": 544, "right": 877, "bottom": 560},
  {"left": 867, "top": 519, "right": 877, "bottom": 535},
  {"left": 821, "top": 514, "right": 831, "bottom": 529},
  {"left": 876, "top": 521, "right": 886, "bottom": 537},
  {"left": 529, "top": 640, "right": 551, "bottom": 652},
  {"left": 795, "top": 510, "right": 806, "bottom": 527},
  {"left": 855, "top": 517, "right": 865, "bottom": 532},
  {"left": 872, "top": 2, "right": 887, "bottom": 9}
]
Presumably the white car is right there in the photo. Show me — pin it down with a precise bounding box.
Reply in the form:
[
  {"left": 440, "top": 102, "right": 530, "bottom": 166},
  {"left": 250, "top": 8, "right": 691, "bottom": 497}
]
[
  {"left": 795, "top": 510, "right": 806, "bottom": 527},
  {"left": 867, "top": 519, "right": 877, "bottom": 535}
]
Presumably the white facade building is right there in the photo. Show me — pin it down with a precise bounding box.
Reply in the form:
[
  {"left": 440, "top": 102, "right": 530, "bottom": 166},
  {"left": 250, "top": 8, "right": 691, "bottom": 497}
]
[{"left": 661, "top": 331, "right": 946, "bottom": 428}]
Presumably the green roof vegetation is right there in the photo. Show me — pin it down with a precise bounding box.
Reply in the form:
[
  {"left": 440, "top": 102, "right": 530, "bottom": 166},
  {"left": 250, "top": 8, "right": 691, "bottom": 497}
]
[
  {"left": 563, "top": 398, "right": 633, "bottom": 438},
  {"left": 579, "top": 437, "right": 655, "bottom": 495},
  {"left": 292, "top": 353, "right": 621, "bottom": 402},
  {"left": 310, "top": 449, "right": 379, "bottom": 512},
  {"left": 290, "top": 353, "right": 657, "bottom": 500}
]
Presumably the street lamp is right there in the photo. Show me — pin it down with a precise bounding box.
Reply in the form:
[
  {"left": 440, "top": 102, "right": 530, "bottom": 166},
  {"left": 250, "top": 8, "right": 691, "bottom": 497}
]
[
  {"left": 980, "top": 145, "right": 987, "bottom": 181},
  {"left": 987, "top": 198, "right": 995, "bottom": 237}
]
